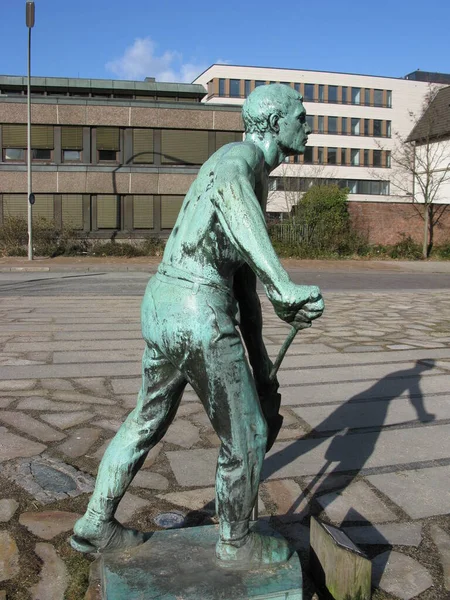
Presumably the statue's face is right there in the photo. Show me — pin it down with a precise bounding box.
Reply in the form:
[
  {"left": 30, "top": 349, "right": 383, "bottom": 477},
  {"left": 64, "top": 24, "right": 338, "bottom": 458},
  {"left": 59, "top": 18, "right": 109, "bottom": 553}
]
[{"left": 277, "top": 100, "right": 311, "bottom": 155}]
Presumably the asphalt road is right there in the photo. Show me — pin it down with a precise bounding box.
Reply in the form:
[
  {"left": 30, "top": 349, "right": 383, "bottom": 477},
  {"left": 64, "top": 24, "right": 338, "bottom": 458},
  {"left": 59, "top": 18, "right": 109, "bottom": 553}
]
[{"left": 0, "top": 267, "right": 450, "bottom": 296}]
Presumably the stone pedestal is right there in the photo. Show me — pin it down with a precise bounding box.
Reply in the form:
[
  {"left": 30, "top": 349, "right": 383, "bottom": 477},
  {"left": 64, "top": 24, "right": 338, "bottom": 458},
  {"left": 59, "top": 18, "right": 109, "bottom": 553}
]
[{"left": 98, "top": 522, "right": 303, "bottom": 599}]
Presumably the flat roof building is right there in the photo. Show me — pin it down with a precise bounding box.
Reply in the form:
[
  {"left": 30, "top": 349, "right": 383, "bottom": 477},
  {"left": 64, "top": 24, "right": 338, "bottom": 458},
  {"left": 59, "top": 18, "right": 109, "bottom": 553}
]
[
  {"left": 194, "top": 64, "right": 450, "bottom": 244},
  {"left": 0, "top": 75, "right": 242, "bottom": 238}
]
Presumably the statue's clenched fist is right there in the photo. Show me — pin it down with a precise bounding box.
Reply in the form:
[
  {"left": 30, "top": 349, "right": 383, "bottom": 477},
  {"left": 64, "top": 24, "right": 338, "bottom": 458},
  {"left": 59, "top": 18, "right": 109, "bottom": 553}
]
[{"left": 269, "top": 283, "right": 324, "bottom": 329}]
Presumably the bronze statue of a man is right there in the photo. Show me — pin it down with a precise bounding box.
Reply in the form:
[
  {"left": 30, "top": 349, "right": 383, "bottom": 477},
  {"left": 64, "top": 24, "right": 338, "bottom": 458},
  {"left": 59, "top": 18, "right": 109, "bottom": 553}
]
[{"left": 71, "top": 84, "right": 324, "bottom": 568}]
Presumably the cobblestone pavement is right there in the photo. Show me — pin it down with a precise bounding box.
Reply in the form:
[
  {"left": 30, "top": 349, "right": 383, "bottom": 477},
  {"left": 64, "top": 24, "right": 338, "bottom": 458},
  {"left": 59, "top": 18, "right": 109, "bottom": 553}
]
[{"left": 0, "top": 290, "right": 449, "bottom": 599}]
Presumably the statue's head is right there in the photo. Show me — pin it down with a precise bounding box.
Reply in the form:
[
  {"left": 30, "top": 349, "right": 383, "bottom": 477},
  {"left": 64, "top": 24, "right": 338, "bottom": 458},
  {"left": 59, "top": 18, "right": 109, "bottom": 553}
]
[{"left": 242, "top": 83, "right": 310, "bottom": 155}]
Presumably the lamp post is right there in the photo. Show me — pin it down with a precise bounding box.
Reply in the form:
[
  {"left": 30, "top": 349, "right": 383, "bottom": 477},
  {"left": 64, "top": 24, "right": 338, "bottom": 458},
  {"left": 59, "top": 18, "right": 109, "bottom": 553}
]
[{"left": 26, "top": 1, "right": 35, "bottom": 261}]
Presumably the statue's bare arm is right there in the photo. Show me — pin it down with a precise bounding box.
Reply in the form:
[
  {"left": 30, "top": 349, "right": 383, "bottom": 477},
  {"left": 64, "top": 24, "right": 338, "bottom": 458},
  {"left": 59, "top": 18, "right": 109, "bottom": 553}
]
[{"left": 210, "top": 150, "right": 322, "bottom": 323}]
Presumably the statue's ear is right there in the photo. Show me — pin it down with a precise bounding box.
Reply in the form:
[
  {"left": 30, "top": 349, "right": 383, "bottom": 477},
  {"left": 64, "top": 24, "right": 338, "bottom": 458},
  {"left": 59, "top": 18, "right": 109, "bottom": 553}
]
[{"left": 268, "top": 114, "right": 279, "bottom": 133}]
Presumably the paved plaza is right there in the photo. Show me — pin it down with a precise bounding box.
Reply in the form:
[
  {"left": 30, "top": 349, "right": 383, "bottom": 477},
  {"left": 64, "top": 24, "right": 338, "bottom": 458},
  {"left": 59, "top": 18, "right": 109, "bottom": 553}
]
[{"left": 0, "top": 274, "right": 449, "bottom": 598}]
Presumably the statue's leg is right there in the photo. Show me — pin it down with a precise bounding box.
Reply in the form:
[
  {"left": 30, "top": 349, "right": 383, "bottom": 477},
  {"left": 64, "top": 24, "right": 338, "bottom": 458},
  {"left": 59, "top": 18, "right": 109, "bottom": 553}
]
[
  {"left": 190, "top": 319, "right": 292, "bottom": 567},
  {"left": 71, "top": 343, "right": 186, "bottom": 553}
]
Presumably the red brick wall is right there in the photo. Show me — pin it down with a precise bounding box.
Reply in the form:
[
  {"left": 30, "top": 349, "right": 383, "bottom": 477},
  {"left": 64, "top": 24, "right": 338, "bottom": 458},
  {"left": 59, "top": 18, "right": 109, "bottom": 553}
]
[{"left": 348, "top": 201, "right": 450, "bottom": 246}]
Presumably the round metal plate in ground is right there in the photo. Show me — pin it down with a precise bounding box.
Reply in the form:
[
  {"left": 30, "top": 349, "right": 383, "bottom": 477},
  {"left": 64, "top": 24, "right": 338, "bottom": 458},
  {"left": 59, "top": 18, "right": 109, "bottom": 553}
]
[{"left": 153, "top": 511, "right": 186, "bottom": 529}]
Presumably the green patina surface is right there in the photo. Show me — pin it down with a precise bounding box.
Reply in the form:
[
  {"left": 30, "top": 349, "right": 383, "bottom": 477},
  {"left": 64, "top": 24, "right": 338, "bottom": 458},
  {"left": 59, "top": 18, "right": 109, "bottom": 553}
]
[
  {"left": 101, "top": 523, "right": 303, "bottom": 600},
  {"left": 71, "top": 83, "right": 324, "bottom": 570}
]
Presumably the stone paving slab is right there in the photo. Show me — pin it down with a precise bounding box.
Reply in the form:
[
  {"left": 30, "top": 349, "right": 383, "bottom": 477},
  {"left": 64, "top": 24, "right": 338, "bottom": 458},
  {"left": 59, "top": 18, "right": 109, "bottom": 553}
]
[
  {"left": 343, "top": 522, "right": 423, "bottom": 546},
  {"left": 367, "top": 465, "right": 450, "bottom": 518},
  {"left": 372, "top": 550, "right": 433, "bottom": 600}
]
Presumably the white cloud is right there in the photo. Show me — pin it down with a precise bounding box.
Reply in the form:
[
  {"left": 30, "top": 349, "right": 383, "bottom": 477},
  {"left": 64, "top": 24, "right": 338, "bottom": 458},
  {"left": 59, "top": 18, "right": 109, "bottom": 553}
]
[{"left": 105, "top": 37, "right": 208, "bottom": 83}]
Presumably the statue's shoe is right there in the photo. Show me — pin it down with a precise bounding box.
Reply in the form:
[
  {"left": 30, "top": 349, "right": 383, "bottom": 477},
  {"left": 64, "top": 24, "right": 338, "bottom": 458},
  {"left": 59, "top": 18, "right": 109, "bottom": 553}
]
[
  {"left": 70, "top": 516, "right": 145, "bottom": 554},
  {"left": 216, "top": 531, "right": 292, "bottom": 569}
]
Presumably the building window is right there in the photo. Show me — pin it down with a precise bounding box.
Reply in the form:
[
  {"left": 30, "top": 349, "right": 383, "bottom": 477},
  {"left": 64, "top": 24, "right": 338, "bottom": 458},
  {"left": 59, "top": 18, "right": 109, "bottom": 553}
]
[
  {"left": 387, "top": 90, "right": 392, "bottom": 107},
  {"left": 364, "top": 119, "right": 370, "bottom": 136},
  {"left": 97, "top": 127, "right": 119, "bottom": 162},
  {"left": 304, "top": 84, "right": 314, "bottom": 102},
  {"left": 373, "top": 120, "right": 382, "bottom": 137},
  {"left": 97, "top": 194, "right": 120, "bottom": 229},
  {"left": 327, "top": 147, "right": 337, "bottom": 164},
  {"left": 364, "top": 89, "right": 371, "bottom": 105},
  {"left": 3, "top": 148, "right": 25, "bottom": 161},
  {"left": 133, "top": 129, "right": 154, "bottom": 163},
  {"left": 386, "top": 151, "right": 391, "bottom": 168},
  {"left": 3, "top": 193, "right": 54, "bottom": 220},
  {"left": 318, "top": 85, "right": 324, "bottom": 102},
  {"left": 351, "top": 87, "right": 361, "bottom": 104},
  {"left": 62, "top": 126, "right": 83, "bottom": 162},
  {"left": 2, "top": 124, "right": 53, "bottom": 163},
  {"left": 386, "top": 121, "right": 392, "bottom": 137},
  {"left": 364, "top": 149, "right": 370, "bottom": 166},
  {"left": 328, "top": 86, "right": 338, "bottom": 103},
  {"left": 303, "top": 146, "right": 313, "bottom": 164},
  {"left": 294, "top": 83, "right": 300, "bottom": 92},
  {"left": 244, "top": 80, "right": 251, "bottom": 97},
  {"left": 341, "top": 148, "right": 347, "bottom": 165},
  {"left": 374, "top": 89, "right": 383, "bottom": 106},
  {"left": 317, "top": 147, "right": 324, "bottom": 164},
  {"left": 373, "top": 149, "right": 382, "bottom": 167},
  {"left": 62, "top": 194, "right": 83, "bottom": 229},
  {"left": 341, "top": 117, "right": 347, "bottom": 135},
  {"left": 318, "top": 116, "right": 324, "bottom": 133},
  {"left": 32, "top": 149, "right": 52, "bottom": 160},
  {"left": 306, "top": 115, "right": 314, "bottom": 131},
  {"left": 328, "top": 116, "right": 338, "bottom": 134},
  {"left": 215, "top": 131, "right": 242, "bottom": 151},
  {"left": 161, "top": 195, "right": 184, "bottom": 229},
  {"left": 219, "top": 79, "right": 225, "bottom": 96},
  {"left": 351, "top": 118, "right": 360, "bottom": 135},
  {"left": 229, "top": 79, "right": 240, "bottom": 98},
  {"left": 161, "top": 129, "right": 209, "bottom": 165},
  {"left": 255, "top": 80, "right": 265, "bottom": 87},
  {"left": 342, "top": 87, "right": 348, "bottom": 104},
  {"left": 133, "top": 195, "right": 154, "bottom": 229},
  {"left": 351, "top": 149, "right": 360, "bottom": 166}
]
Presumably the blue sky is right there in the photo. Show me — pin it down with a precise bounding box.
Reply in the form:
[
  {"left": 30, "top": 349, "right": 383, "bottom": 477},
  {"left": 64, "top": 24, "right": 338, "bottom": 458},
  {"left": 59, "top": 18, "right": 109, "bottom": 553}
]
[{"left": 1, "top": 0, "right": 450, "bottom": 83}]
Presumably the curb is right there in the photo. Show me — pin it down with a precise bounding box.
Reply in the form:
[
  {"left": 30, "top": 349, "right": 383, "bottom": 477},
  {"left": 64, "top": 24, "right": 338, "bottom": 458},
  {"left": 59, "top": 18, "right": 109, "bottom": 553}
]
[{"left": 2, "top": 267, "right": 50, "bottom": 273}]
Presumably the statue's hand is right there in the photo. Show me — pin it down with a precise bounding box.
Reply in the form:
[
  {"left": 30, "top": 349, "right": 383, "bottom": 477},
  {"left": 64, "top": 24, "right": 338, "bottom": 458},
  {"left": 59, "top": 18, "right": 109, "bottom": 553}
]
[{"left": 271, "top": 284, "right": 324, "bottom": 328}]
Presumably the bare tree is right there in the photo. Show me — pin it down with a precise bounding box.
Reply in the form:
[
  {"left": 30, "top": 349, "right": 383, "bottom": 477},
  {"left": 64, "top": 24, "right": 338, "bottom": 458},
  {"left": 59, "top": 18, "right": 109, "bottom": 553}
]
[{"left": 380, "top": 85, "right": 450, "bottom": 258}]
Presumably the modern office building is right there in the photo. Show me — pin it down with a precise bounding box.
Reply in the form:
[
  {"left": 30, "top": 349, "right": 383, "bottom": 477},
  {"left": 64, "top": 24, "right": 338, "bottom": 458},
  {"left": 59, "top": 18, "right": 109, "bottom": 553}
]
[
  {"left": 194, "top": 65, "right": 450, "bottom": 244},
  {"left": 0, "top": 76, "right": 243, "bottom": 238}
]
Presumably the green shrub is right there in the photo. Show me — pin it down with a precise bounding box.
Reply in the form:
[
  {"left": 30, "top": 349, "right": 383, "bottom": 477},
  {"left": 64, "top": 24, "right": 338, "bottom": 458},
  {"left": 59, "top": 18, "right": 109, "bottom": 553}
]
[
  {"left": 0, "top": 216, "right": 165, "bottom": 258},
  {"left": 432, "top": 244, "right": 450, "bottom": 259},
  {"left": 388, "top": 235, "right": 423, "bottom": 260},
  {"left": 270, "top": 184, "right": 369, "bottom": 258}
]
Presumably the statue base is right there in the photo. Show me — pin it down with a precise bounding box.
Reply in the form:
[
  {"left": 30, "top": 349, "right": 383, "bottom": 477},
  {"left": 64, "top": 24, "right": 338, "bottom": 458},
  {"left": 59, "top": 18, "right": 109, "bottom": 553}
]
[{"left": 97, "top": 521, "right": 303, "bottom": 599}]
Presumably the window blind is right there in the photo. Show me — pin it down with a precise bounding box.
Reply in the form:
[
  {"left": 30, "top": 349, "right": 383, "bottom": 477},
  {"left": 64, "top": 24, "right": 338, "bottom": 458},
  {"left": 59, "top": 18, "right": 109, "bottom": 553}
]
[
  {"left": 2, "top": 125, "right": 27, "bottom": 148},
  {"left": 61, "top": 127, "right": 83, "bottom": 150},
  {"left": 62, "top": 194, "right": 83, "bottom": 229},
  {"left": 215, "top": 131, "right": 242, "bottom": 151},
  {"left": 133, "top": 129, "right": 154, "bottom": 163},
  {"left": 96, "top": 128, "right": 119, "bottom": 151},
  {"left": 132, "top": 195, "right": 154, "bottom": 228},
  {"left": 161, "top": 130, "right": 208, "bottom": 165},
  {"left": 161, "top": 195, "right": 183, "bottom": 228},
  {"left": 97, "top": 195, "right": 119, "bottom": 229}
]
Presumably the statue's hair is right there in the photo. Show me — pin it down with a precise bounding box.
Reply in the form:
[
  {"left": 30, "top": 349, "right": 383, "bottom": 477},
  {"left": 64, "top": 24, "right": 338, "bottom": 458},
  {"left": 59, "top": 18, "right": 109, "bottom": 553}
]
[{"left": 242, "top": 84, "right": 303, "bottom": 134}]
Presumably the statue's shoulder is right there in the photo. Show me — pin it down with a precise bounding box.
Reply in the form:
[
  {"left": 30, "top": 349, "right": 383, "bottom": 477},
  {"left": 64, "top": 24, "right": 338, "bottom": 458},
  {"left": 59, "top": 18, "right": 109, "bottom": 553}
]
[{"left": 217, "top": 140, "right": 263, "bottom": 172}]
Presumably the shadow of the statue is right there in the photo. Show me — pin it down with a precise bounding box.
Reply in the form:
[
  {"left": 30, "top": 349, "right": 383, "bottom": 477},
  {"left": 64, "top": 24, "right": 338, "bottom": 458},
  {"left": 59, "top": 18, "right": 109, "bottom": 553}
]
[{"left": 263, "top": 359, "right": 436, "bottom": 521}]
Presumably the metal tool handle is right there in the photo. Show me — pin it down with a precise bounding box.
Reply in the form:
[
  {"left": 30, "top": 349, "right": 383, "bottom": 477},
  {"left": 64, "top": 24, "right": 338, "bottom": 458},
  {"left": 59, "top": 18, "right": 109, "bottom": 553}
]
[
  {"left": 269, "top": 326, "right": 298, "bottom": 381},
  {"left": 252, "top": 326, "right": 299, "bottom": 522}
]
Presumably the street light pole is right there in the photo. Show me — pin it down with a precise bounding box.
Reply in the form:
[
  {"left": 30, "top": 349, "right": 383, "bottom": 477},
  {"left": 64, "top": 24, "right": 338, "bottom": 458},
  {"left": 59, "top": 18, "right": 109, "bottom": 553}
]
[{"left": 26, "top": 1, "right": 35, "bottom": 261}]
